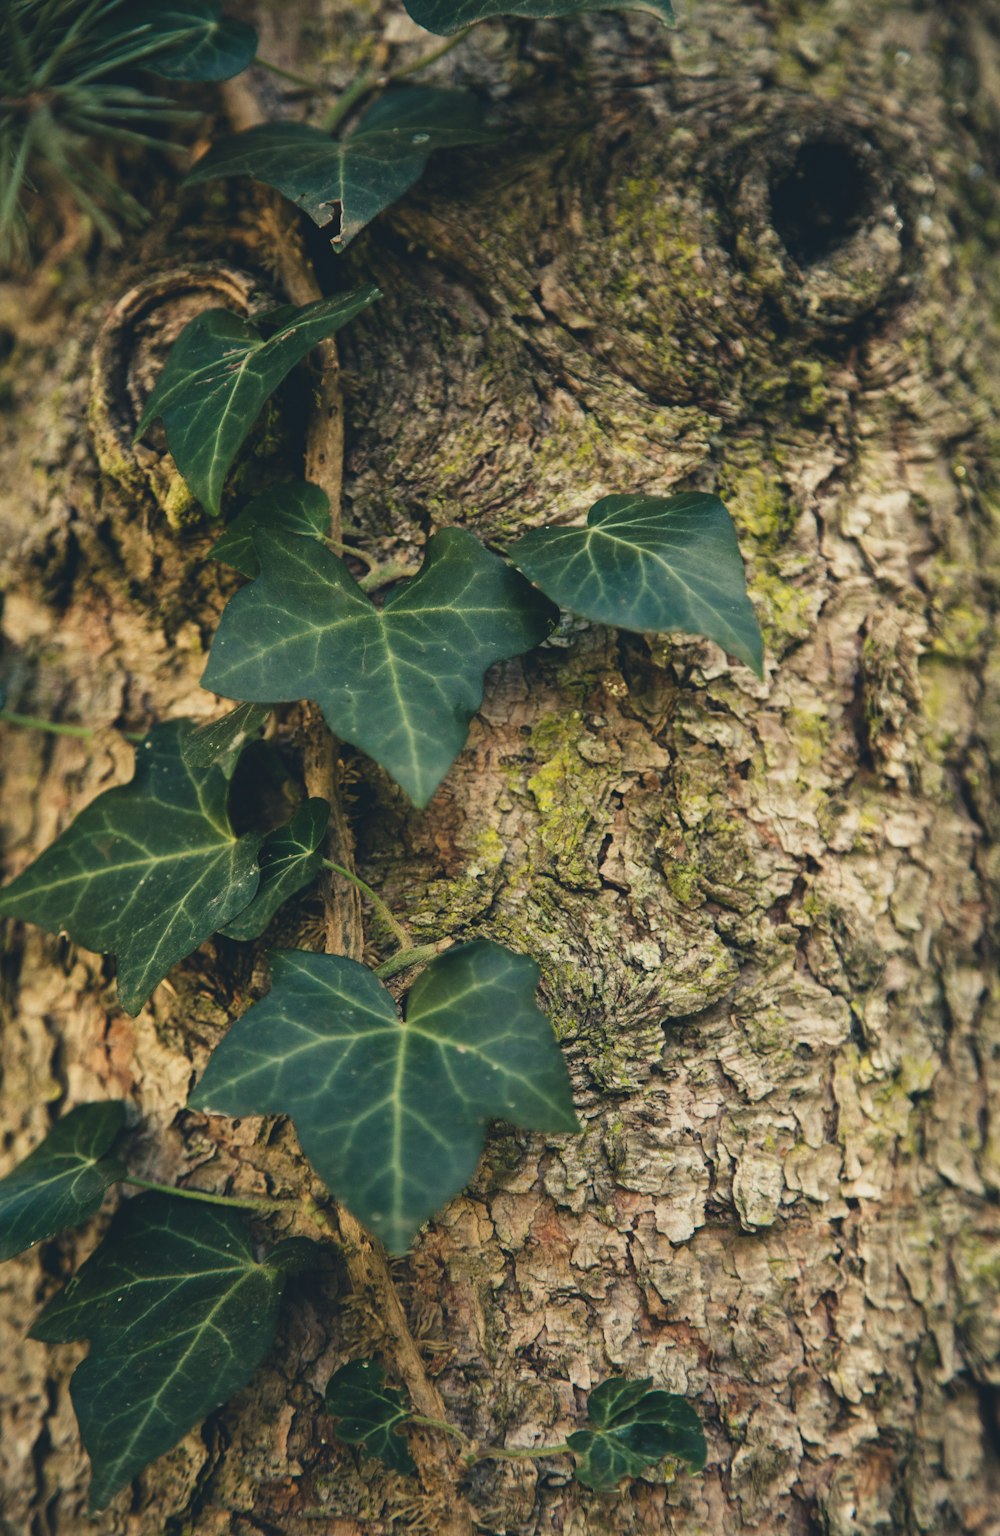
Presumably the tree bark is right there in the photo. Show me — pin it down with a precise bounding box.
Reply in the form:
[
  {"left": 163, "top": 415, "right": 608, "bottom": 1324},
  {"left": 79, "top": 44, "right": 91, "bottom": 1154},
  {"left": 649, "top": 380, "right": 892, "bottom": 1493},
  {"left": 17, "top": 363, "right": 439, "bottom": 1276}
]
[{"left": 2, "top": 1, "right": 999, "bottom": 1533}]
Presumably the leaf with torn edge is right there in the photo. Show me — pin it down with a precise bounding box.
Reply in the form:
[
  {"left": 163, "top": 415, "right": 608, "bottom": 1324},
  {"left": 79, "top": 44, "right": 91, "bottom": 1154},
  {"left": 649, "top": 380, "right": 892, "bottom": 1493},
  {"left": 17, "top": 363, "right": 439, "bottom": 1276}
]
[
  {"left": 325, "top": 1358, "right": 416, "bottom": 1474},
  {"left": 0, "top": 722, "right": 264, "bottom": 1014},
  {"left": 135, "top": 287, "right": 380, "bottom": 516},
  {"left": 219, "top": 798, "right": 330, "bottom": 941},
  {"left": 201, "top": 526, "right": 557, "bottom": 807},
  {"left": 0, "top": 1104, "right": 127, "bottom": 1262},
  {"left": 402, "top": 0, "right": 675, "bottom": 36},
  {"left": 509, "top": 492, "right": 764, "bottom": 676},
  {"left": 185, "top": 87, "right": 497, "bottom": 251},
  {"left": 30, "top": 1193, "right": 316, "bottom": 1510},
  {"left": 190, "top": 941, "right": 579, "bottom": 1252},
  {"left": 567, "top": 1377, "right": 707, "bottom": 1489},
  {"left": 211, "top": 481, "right": 330, "bottom": 579}
]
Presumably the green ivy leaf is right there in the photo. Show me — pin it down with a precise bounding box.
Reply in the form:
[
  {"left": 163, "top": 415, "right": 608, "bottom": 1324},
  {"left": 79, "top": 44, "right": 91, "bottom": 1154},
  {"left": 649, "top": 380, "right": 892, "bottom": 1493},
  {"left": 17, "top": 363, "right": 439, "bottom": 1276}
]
[
  {"left": 107, "top": 2, "right": 258, "bottom": 81},
  {"left": 201, "top": 526, "right": 557, "bottom": 807},
  {"left": 567, "top": 1377, "right": 707, "bottom": 1489},
  {"left": 0, "top": 1104, "right": 126, "bottom": 1262},
  {"left": 190, "top": 941, "right": 578, "bottom": 1252},
  {"left": 509, "top": 493, "right": 764, "bottom": 677},
  {"left": 219, "top": 798, "right": 330, "bottom": 941},
  {"left": 324, "top": 1358, "right": 416, "bottom": 1474},
  {"left": 211, "top": 481, "right": 331, "bottom": 578},
  {"left": 186, "top": 88, "right": 497, "bottom": 251},
  {"left": 402, "top": 0, "right": 675, "bottom": 36},
  {"left": 30, "top": 1193, "right": 316, "bottom": 1511},
  {"left": 0, "top": 722, "right": 264, "bottom": 1015},
  {"left": 181, "top": 702, "right": 272, "bottom": 775},
  {"left": 135, "top": 287, "right": 380, "bottom": 516}
]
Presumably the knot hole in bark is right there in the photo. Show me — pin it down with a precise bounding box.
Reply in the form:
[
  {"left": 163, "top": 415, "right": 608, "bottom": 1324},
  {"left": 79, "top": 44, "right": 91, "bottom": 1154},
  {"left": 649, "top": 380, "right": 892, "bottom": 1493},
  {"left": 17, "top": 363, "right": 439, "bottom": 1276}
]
[{"left": 768, "top": 138, "right": 875, "bottom": 267}]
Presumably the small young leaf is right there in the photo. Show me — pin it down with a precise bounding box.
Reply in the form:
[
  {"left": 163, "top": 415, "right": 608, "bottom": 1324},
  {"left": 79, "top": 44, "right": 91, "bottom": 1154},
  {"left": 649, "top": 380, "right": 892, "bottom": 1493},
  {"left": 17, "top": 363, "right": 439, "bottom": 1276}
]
[
  {"left": 186, "top": 87, "right": 497, "bottom": 251},
  {"left": 567, "top": 1377, "right": 707, "bottom": 1489},
  {"left": 402, "top": 0, "right": 675, "bottom": 36},
  {"left": 190, "top": 941, "right": 578, "bottom": 1252},
  {"left": 105, "top": 2, "right": 258, "bottom": 81},
  {"left": 201, "top": 526, "right": 557, "bottom": 807},
  {"left": 30, "top": 1193, "right": 316, "bottom": 1511},
  {"left": 0, "top": 721, "right": 264, "bottom": 1014},
  {"left": 135, "top": 287, "right": 380, "bottom": 516},
  {"left": 211, "top": 481, "right": 331, "bottom": 578},
  {"left": 0, "top": 1104, "right": 126, "bottom": 1262},
  {"left": 181, "top": 701, "right": 272, "bottom": 774},
  {"left": 325, "top": 1359, "right": 416, "bottom": 1475},
  {"left": 219, "top": 798, "right": 330, "bottom": 941},
  {"left": 509, "top": 493, "right": 764, "bottom": 676}
]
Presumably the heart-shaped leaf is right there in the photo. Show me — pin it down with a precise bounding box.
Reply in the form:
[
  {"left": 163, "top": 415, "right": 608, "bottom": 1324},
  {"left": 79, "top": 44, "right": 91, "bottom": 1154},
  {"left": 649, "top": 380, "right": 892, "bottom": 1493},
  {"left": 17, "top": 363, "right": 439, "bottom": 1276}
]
[
  {"left": 181, "top": 702, "right": 272, "bottom": 774},
  {"left": 30, "top": 1193, "right": 316, "bottom": 1510},
  {"left": 186, "top": 88, "right": 497, "bottom": 251},
  {"left": 509, "top": 493, "right": 764, "bottom": 676},
  {"left": 0, "top": 722, "right": 264, "bottom": 1014},
  {"left": 567, "top": 1377, "right": 706, "bottom": 1489},
  {"left": 324, "top": 1358, "right": 416, "bottom": 1474},
  {"left": 190, "top": 941, "right": 578, "bottom": 1252},
  {"left": 0, "top": 1104, "right": 126, "bottom": 1262},
  {"left": 219, "top": 798, "right": 330, "bottom": 941},
  {"left": 135, "top": 287, "right": 380, "bottom": 516},
  {"left": 102, "top": 2, "right": 258, "bottom": 81},
  {"left": 201, "top": 526, "right": 557, "bottom": 807},
  {"left": 211, "top": 481, "right": 331, "bottom": 578},
  {"left": 401, "top": 0, "right": 675, "bottom": 36}
]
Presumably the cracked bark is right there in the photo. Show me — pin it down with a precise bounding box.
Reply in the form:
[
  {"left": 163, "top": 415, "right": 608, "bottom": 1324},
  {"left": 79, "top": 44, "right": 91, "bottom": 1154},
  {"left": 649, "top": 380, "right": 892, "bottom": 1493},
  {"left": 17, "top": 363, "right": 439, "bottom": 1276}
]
[{"left": 2, "top": 2, "right": 1000, "bottom": 1534}]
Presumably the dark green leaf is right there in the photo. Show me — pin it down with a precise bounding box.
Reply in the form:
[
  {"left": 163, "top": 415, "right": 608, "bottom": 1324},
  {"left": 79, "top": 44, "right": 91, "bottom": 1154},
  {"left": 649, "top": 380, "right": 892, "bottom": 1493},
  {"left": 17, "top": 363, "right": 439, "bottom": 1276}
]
[
  {"left": 402, "top": 0, "right": 675, "bottom": 36},
  {"left": 30, "top": 1193, "right": 316, "bottom": 1510},
  {"left": 201, "top": 526, "right": 557, "bottom": 807},
  {"left": 185, "top": 88, "right": 497, "bottom": 251},
  {"left": 135, "top": 287, "right": 380, "bottom": 516},
  {"left": 567, "top": 1377, "right": 707, "bottom": 1489},
  {"left": 219, "top": 798, "right": 330, "bottom": 941},
  {"left": 0, "top": 1104, "right": 126, "bottom": 1262},
  {"left": 0, "top": 722, "right": 264, "bottom": 1014},
  {"left": 509, "top": 493, "right": 764, "bottom": 676},
  {"left": 181, "top": 702, "right": 272, "bottom": 774},
  {"left": 325, "top": 1358, "right": 416, "bottom": 1474},
  {"left": 103, "top": 2, "right": 257, "bottom": 81},
  {"left": 211, "top": 481, "right": 330, "bottom": 578},
  {"left": 190, "top": 940, "right": 578, "bottom": 1252}
]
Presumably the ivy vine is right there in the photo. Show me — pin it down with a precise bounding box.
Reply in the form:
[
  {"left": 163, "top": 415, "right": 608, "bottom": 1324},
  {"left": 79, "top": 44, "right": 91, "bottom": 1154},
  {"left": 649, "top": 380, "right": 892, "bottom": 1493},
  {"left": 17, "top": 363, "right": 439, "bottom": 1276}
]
[{"left": 0, "top": 0, "right": 763, "bottom": 1514}]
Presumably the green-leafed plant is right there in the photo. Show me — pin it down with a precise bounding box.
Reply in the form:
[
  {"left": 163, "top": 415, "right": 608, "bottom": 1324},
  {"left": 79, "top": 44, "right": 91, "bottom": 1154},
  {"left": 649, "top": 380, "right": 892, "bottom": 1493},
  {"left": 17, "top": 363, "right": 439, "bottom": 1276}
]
[{"left": 0, "top": 0, "right": 751, "bottom": 1513}]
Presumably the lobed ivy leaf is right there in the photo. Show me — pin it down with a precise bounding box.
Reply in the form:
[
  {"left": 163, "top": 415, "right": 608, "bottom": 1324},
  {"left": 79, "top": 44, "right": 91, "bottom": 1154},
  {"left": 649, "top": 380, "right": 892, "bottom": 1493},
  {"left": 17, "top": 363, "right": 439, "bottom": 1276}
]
[
  {"left": 181, "top": 701, "right": 272, "bottom": 775},
  {"left": 201, "top": 526, "right": 557, "bottom": 807},
  {"left": 135, "top": 287, "right": 380, "bottom": 516},
  {"left": 30, "top": 1193, "right": 316, "bottom": 1511},
  {"left": 567, "top": 1377, "right": 707, "bottom": 1489},
  {"left": 509, "top": 493, "right": 764, "bottom": 676},
  {"left": 190, "top": 940, "right": 579, "bottom": 1252},
  {"left": 0, "top": 721, "right": 264, "bottom": 1015},
  {"left": 219, "top": 798, "right": 330, "bottom": 941},
  {"left": 211, "top": 481, "right": 331, "bottom": 578},
  {"left": 324, "top": 1358, "right": 416, "bottom": 1474},
  {"left": 104, "top": 2, "right": 258, "bottom": 81},
  {"left": 185, "top": 87, "right": 497, "bottom": 251},
  {"left": 0, "top": 1104, "right": 126, "bottom": 1262},
  {"left": 402, "top": 0, "right": 675, "bottom": 36}
]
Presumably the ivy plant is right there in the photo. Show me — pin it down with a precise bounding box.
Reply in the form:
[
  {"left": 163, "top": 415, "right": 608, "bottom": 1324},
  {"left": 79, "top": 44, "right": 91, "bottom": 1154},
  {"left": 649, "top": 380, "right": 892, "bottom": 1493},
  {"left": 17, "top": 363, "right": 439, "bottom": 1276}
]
[{"left": 0, "top": 0, "right": 747, "bottom": 1513}]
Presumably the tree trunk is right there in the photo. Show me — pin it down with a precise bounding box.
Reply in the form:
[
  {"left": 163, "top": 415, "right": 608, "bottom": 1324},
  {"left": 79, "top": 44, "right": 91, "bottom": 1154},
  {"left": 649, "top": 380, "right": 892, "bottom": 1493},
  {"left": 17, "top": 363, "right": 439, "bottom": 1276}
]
[{"left": 2, "top": 1, "right": 999, "bottom": 1533}]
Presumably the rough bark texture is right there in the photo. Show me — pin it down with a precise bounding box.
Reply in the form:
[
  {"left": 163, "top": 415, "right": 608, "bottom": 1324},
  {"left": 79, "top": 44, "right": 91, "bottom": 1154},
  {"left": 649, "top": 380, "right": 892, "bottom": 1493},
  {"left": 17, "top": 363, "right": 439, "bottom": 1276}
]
[{"left": 2, "top": 1, "right": 1000, "bottom": 1533}]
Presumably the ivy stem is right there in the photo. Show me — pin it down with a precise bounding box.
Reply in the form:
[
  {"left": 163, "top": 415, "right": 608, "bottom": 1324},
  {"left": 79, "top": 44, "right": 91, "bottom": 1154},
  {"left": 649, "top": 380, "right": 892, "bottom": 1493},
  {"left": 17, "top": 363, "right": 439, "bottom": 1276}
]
[
  {"left": 253, "top": 56, "right": 324, "bottom": 91},
  {"left": 320, "top": 25, "right": 478, "bottom": 133},
  {"left": 470, "top": 1441, "right": 574, "bottom": 1463},
  {"left": 322, "top": 859, "right": 412, "bottom": 949},
  {"left": 0, "top": 709, "right": 143, "bottom": 743},
  {"left": 374, "top": 943, "right": 441, "bottom": 982},
  {"left": 358, "top": 558, "right": 422, "bottom": 593},
  {"left": 122, "top": 1177, "right": 290, "bottom": 1215},
  {"left": 410, "top": 1415, "right": 472, "bottom": 1450}
]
